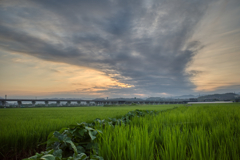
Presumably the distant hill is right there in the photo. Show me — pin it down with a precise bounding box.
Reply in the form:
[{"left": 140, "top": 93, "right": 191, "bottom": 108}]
[
  {"left": 109, "top": 98, "right": 144, "bottom": 101},
  {"left": 198, "top": 93, "right": 237, "bottom": 101},
  {"left": 146, "top": 95, "right": 198, "bottom": 100},
  {"left": 43, "top": 98, "right": 82, "bottom": 100},
  {"left": 146, "top": 97, "right": 164, "bottom": 101},
  {"left": 173, "top": 94, "right": 198, "bottom": 99},
  {"left": 93, "top": 98, "right": 105, "bottom": 100}
]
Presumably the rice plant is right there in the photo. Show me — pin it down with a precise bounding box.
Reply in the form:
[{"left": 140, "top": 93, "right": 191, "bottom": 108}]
[
  {"left": 0, "top": 105, "right": 175, "bottom": 159},
  {"left": 97, "top": 103, "right": 240, "bottom": 160}
]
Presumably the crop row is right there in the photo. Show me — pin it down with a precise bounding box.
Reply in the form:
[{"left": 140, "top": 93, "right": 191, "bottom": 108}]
[
  {"left": 25, "top": 103, "right": 240, "bottom": 160},
  {"left": 24, "top": 109, "right": 161, "bottom": 160},
  {"left": 99, "top": 104, "right": 240, "bottom": 160},
  {"left": 0, "top": 105, "right": 175, "bottom": 159}
]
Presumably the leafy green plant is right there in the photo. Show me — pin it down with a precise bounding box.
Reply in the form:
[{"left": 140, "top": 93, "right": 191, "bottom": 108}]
[
  {"left": 24, "top": 123, "right": 103, "bottom": 160},
  {"left": 24, "top": 109, "right": 160, "bottom": 160}
]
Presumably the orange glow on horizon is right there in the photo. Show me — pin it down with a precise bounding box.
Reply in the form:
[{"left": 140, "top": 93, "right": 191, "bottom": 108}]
[{"left": 0, "top": 52, "right": 134, "bottom": 97}]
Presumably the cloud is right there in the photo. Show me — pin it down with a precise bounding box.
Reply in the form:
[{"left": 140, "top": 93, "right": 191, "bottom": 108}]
[{"left": 0, "top": 0, "right": 216, "bottom": 96}]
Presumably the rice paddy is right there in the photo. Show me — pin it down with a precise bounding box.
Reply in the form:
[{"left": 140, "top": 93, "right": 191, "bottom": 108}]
[
  {"left": 0, "top": 105, "right": 175, "bottom": 159},
  {"left": 1, "top": 103, "right": 240, "bottom": 160},
  {"left": 98, "top": 103, "right": 240, "bottom": 160}
]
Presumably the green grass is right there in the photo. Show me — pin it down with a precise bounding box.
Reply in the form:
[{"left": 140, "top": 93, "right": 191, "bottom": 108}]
[
  {"left": 0, "top": 105, "right": 176, "bottom": 159},
  {"left": 97, "top": 103, "right": 240, "bottom": 160},
  {"left": 2, "top": 103, "right": 240, "bottom": 160}
]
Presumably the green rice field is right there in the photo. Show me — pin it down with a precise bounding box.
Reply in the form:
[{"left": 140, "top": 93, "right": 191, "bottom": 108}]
[
  {"left": 0, "top": 105, "right": 175, "bottom": 159},
  {"left": 1, "top": 103, "right": 240, "bottom": 160},
  {"left": 98, "top": 103, "right": 240, "bottom": 160}
]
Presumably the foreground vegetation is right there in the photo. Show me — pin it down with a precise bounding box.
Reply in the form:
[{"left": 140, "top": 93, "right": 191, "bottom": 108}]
[
  {"left": 0, "top": 105, "right": 175, "bottom": 159},
  {"left": 1, "top": 103, "right": 240, "bottom": 160},
  {"left": 25, "top": 109, "right": 161, "bottom": 160},
  {"left": 25, "top": 103, "right": 240, "bottom": 160},
  {"left": 99, "top": 103, "right": 240, "bottom": 160}
]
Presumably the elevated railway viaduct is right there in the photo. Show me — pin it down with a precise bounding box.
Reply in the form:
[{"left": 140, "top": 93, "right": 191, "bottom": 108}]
[{"left": 0, "top": 99, "right": 189, "bottom": 107}]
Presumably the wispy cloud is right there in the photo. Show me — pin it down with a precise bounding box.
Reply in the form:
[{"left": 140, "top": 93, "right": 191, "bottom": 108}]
[{"left": 0, "top": 0, "right": 240, "bottom": 97}]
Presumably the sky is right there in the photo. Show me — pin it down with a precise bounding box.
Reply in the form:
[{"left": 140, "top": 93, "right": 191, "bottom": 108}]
[{"left": 0, "top": 0, "right": 240, "bottom": 99}]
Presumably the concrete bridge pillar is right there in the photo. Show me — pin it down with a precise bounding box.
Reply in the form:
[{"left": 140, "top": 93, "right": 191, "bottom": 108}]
[
  {"left": 1, "top": 101, "right": 6, "bottom": 107},
  {"left": 77, "top": 101, "right": 81, "bottom": 105},
  {"left": 86, "top": 101, "right": 90, "bottom": 106},
  {"left": 45, "top": 101, "right": 49, "bottom": 106},
  {"left": 1, "top": 100, "right": 5, "bottom": 105},
  {"left": 32, "top": 101, "right": 36, "bottom": 106},
  {"left": 57, "top": 101, "right": 61, "bottom": 106},
  {"left": 17, "top": 101, "right": 22, "bottom": 107},
  {"left": 67, "top": 101, "right": 71, "bottom": 106}
]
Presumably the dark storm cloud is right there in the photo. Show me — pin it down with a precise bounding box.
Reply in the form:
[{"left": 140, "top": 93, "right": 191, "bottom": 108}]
[{"left": 0, "top": 0, "right": 215, "bottom": 95}]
